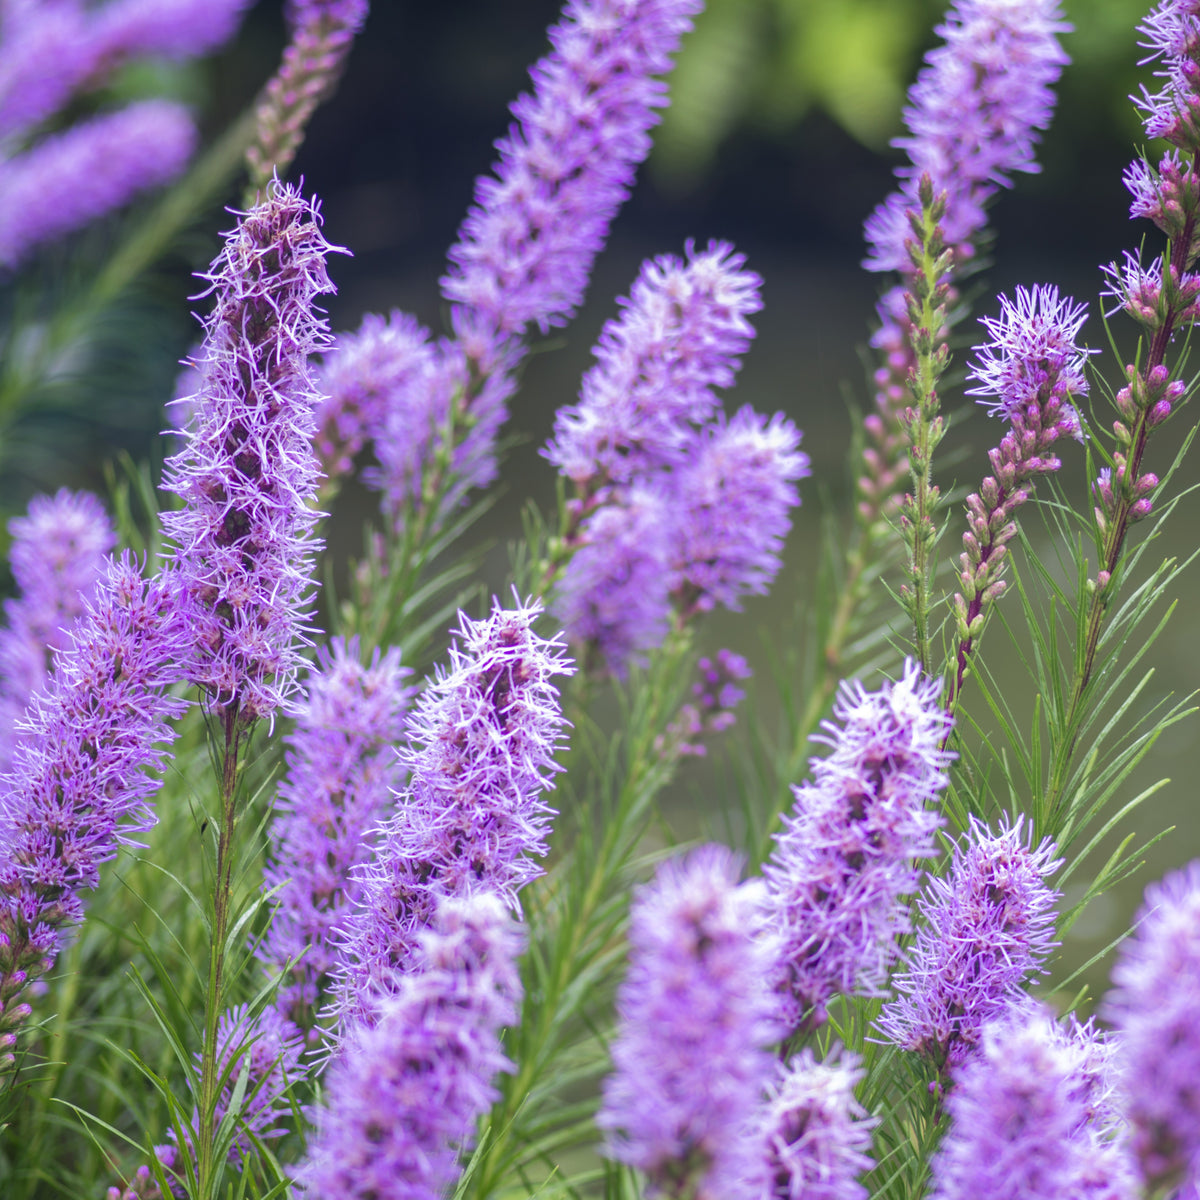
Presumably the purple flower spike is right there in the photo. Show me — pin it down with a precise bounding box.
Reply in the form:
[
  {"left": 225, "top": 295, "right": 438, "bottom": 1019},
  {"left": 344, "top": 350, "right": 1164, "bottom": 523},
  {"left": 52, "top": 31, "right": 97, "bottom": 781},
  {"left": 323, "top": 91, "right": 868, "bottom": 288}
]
[
  {"left": 1104, "top": 859, "right": 1200, "bottom": 1194},
  {"left": 261, "top": 639, "right": 413, "bottom": 1036},
  {"left": 929, "top": 1005, "right": 1138, "bottom": 1200},
  {"left": 758, "top": 1047, "right": 877, "bottom": 1200},
  {"left": 441, "top": 0, "right": 703, "bottom": 342},
  {"left": 878, "top": 815, "right": 1061, "bottom": 1070},
  {"left": 162, "top": 181, "right": 339, "bottom": 723},
  {"left": 0, "top": 100, "right": 196, "bottom": 268},
  {"left": 295, "top": 893, "right": 523, "bottom": 1200},
  {"left": 598, "top": 845, "right": 781, "bottom": 1200},
  {"left": 90, "top": 0, "right": 253, "bottom": 63},
  {"left": 1133, "top": 1, "right": 1200, "bottom": 149},
  {"left": 0, "top": 555, "right": 188, "bottom": 1055},
  {"left": 333, "top": 598, "right": 573, "bottom": 1027},
  {"left": 545, "top": 241, "right": 763, "bottom": 489},
  {"left": 763, "top": 660, "right": 952, "bottom": 1031}
]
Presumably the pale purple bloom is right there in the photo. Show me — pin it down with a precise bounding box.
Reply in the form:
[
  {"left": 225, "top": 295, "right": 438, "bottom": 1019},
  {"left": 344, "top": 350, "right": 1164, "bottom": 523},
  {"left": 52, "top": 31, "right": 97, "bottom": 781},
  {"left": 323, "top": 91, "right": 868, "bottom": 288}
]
[
  {"left": 285, "top": 0, "right": 369, "bottom": 33},
  {"left": 664, "top": 648, "right": 754, "bottom": 757},
  {"left": 161, "top": 182, "right": 337, "bottom": 722},
  {"left": 262, "top": 639, "right": 413, "bottom": 1036},
  {"left": 1101, "top": 250, "right": 1200, "bottom": 326},
  {"left": 0, "top": 100, "right": 196, "bottom": 267},
  {"left": 545, "top": 241, "right": 763, "bottom": 488},
  {"left": 333, "top": 598, "right": 573, "bottom": 1027},
  {"left": 878, "top": 815, "right": 1061, "bottom": 1069},
  {"left": 0, "top": 0, "right": 95, "bottom": 139},
  {"left": 90, "top": 0, "right": 252, "bottom": 63},
  {"left": 1124, "top": 150, "right": 1200, "bottom": 240},
  {"left": 295, "top": 893, "right": 523, "bottom": 1200},
  {"left": 763, "top": 661, "right": 951, "bottom": 1030},
  {"left": 929, "top": 1005, "right": 1138, "bottom": 1200},
  {"left": 1104, "top": 859, "right": 1200, "bottom": 1194},
  {"left": 441, "top": 0, "right": 703, "bottom": 342},
  {"left": 757, "top": 1047, "right": 876, "bottom": 1200},
  {"left": 0, "top": 555, "right": 188, "bottom": 1055},
  {"left": 598, "top": 845, "right": 781, "bottom": 1199},
  {"left": 1132, "top": 0, "right": 1200, "bottom": 146}
]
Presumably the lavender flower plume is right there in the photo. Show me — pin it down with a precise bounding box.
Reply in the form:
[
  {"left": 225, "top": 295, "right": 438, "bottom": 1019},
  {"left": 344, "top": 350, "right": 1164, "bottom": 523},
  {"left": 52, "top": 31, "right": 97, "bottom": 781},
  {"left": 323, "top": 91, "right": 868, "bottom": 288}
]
[
  {"left": 161, "top": 181, "right": 338, "bottom": 723},
  {"left": 598, "top": 845, "right": 780, "bottom": 1200},
  {"left": 0, "top": 555, "right": 188, "bottom": 1060},
  {"left": 295, "top": 893, "right": 523, "bottom": 1200},
  {"left": 0, "top": 100, "right": 196, "bottom": 267},
  {"left": 762, "top": 660, "right": 951, "bottom": 1030},
  {"left": 757, "top": 1047, "right": 877, "bottom": 1200},
  {"left": 261, "top": 639, "right": 413, "bottom": 1036},
  {"left": 90, "top": 0, "right": 253, "bottom": 63},
  {"left": 1132, "top": 0, "right": 1200, "bottom": 148},
  {"left": 333, "top": 598, "right": 573, "bottom": 1027},
  {"left": 1104, "top": 859, "right": 1200, "bottom": 1194},
  {"left": 441, "top": 0, "right": 703, "bottom": 342},
  {"left": 929, "top": 1005, "right": 1137, "bottom": 1200},
  {"left": 545, "top": 241, "right": 763, "bottom": 489},
  {"left": 877, "top": 815, "right": 1061, "bottom": 1070}
]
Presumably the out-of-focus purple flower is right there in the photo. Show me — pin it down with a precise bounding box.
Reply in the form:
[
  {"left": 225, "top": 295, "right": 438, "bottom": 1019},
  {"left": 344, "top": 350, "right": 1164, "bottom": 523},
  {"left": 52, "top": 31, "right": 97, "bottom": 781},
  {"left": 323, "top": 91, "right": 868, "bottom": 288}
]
[
  {"left": 863, "top": 0, "right": 1069, "bottom": 273},
  {"left": 1133, "top": 0, "right": 1200, "bottom": 148},
  {"left": 1104, "top": 859, "right": 1200, "bottom": 1194},
  {"left": 598, "top": 845, "right": 781, "bottom": 1200},
  {"left": 90, "top": 0, "right": 252, "bottom": 63},
  {"left": 285, "top": 0, "right": 369, "bottom": 31},
  {"left": 878, "top": 815, "right": 1061, "bottom": 1070},
  {"left": 763, "top": 661, "right": 951, "bottom": 1031},
  {"left": 545, "top": 241, "right": 763, "bottom": 489},
  {"left": 757, "top": 1047, "right": 876, "bottom": 1200},
  {"left": 0, "top": 0, "right": 95, "bottom": 139},
  {"left": 0, "top": 555, "right": 188, "bottom": 1058},
  {"left": 261, "top": 639, "right": 413, "bottom": 1037},
  {"left": 929, "top": 1005, "right": 1138, "bottom": 1200},
  {"left": 0, "top": 100, "right": 196, "bottom": 267},
  {"left": 161, "top": 182, "right": 337, "bottom": 723},
  {"left": 295, "top": 893, "right": 523, "bottom": 1200},
  {"left": 669, "top": 407, "right": 809, "bottom": 615},
  {"left": 662, "top": 648, "right": 753, "bottom": 757},
  {"left": 441, "top": 0, "right": 702, "bottom": 342},
  {"left": 333, "top": 598, "right": 573, "bottom": 1028}
]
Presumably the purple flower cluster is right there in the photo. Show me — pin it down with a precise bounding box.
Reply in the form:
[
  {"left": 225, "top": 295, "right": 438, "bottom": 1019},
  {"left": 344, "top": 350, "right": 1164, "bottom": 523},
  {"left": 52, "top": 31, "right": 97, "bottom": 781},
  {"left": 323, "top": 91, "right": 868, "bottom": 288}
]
[
  {"left": 758, "top": 1047, "right": 876, "bottom": 1200},
  {"left": 1133, "top": 0, "right": 1200, "bottom": 147},
  {"left": 662, "top": 648, "right": 753, "bottom": 758},
  {"left": 333, "top": 598, "right": 573, "bottom": 1027},
  {"left": 261, "top": 639, "right": 413, "bottom": 1036},
  {"left": 295, "top": 893, "right": 523, "bottom": 1200},
  {"left": 1104, "top": 859, "right": 1200, "bottom": 1194},
  {"left": 90, "top": 0, "right": 254, "bottom": 63},
  {"left": 598, "top": 845, "right": 780, "bottom": 1199},
  {"left": 929, "top": 1006, "right": 1136, "bottom": 1200},
  {"left": 0, "top": 555, "right": 188, "bottom": 1056},
  {"left": 162, "top": 182, "right": 337, "bottom": 723},
  {"left": 762, "top": 661, "right": 951, "bottom": 1030},
  {"left": 878, "top": 815, "right": 1061, "bottom": 1070}
]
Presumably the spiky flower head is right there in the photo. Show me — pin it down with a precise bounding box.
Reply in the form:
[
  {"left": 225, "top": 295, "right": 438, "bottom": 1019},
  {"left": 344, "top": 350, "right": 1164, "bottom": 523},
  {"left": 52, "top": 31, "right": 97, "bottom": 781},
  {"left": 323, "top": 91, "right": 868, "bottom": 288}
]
[{"left": 1133, "top": 0, "right": 1200, "bottom": 149}]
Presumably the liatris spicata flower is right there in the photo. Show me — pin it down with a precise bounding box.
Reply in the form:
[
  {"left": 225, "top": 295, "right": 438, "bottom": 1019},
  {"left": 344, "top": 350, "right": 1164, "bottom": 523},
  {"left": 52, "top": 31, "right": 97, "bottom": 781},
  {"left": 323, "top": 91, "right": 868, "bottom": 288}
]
[
  {"left": 295, "top": 892, "right": 523, "bottom": 1200},
  {"left": 762, "top": 660, "right": 951, "bottom": 1031},
  {"left": 161, "top": 181, "right": 337, "bottom": 723},
  {"left": 90, "top": 0, "right": 252, "bottom": 63},
  {"left": 660, "top": 647, "right": 753, "bottom": 758},
  {"left": 333, "top": 598, "right": 573, "bottom": 1027},
  {"left": 0, "top": 100, "right": 196, "bottom": 267},
  {"left": 929, "top": 1005, "right": 1138, "bottom": 1200},
  {"left": 545, "top": 241, "right": 763, "bottom": 492},
  {"left": 261, "top": 639, "right": 413, "bottom": 1037},
  {"left": 441, "top": 0, "right": 703, "bottom": 344},
  {"left": 1104, "top": 859, "right": 1200, "bottom": 1194},
  {"left": 1132, "top": 0, "right": 1200, "bottom": 149},
  {"left": 878, "top": 815, "right": 1061, "bottom": 1070},
  {"left": 598, "top": 845, "right": 780, "bottom": 1199},
  {"left": 0, "top": 555, "right": 188, "bottom": 1060},
  {"left": 757, "top": 1047, "right": 876, "bottom": 1200},
  {"left": 0, "top": 489, "right": 115, "bottom": 769}
]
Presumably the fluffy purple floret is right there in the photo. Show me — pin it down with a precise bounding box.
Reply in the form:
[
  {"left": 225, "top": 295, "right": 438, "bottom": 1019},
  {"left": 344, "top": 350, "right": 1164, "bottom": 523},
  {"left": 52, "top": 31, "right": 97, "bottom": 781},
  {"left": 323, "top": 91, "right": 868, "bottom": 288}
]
[
  {"left": 669, "top": 406, "right": 809, "bottom": 614},
  {"left": 757, "top": 1047, "right": 877, "bottom": 1200},
  {"left": 1132, "top": 1, "right": 1200, "bottom": 146},
  {"left": 1104, "top": 859, "right": 1200, "bottom": 1193},
  {"left": 161, "top": 182, "right": 337, "bottom": 722},
  {"left": 441, "top": 0, "right": 702, "bottom": 340},
  {"left": 929, "top": 1005, "right": 1138, "bottom": 1200},
  {"left": 333, "top": 598, "right": 573, "bottom": 1027},
  {"left": 0, "top": 555, "right": 188, "bottom": 1050},
  {"left": 598, "top": 845, "right": 781, "bottom": 1199},
  {"left": 90, "top": 0, "right": 252, "bottom": 62},
  {"left": 545, "top": 240, "right": 763, "bottom": 487},
  {"left": 0, "top": 100, "right": 196, "bottom": 267},
  {"left": 878, "top": 814, "right": 1061, "bottom": 1069},
  {"left": 295, "top": 893, "right": 523, "bottom": 1200},
  {"left": 863, "top": 0, "right": 1069, "bottom": 273},
  {"left": 762, "top": 660, "right": 952, "bottom": 1030},
  {"left": 285, "top": 0, "right": 369, "bottom": 32},
  {"left": 261, "top": 639, "right": 413, "bottom": 1036}
]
